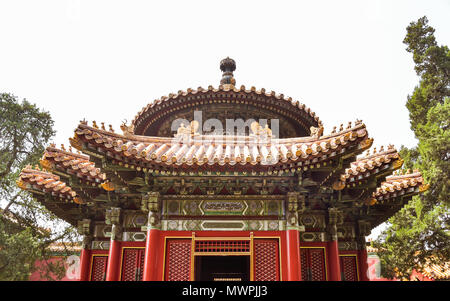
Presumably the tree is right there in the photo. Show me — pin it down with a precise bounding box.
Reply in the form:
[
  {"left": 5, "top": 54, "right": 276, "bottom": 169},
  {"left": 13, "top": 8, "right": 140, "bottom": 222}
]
[
  {"left": 374, "top": 17, "right": 450, "bottom": 279},
  {"left": 0, "top": 93, "right": 78, "bottom": 280}
]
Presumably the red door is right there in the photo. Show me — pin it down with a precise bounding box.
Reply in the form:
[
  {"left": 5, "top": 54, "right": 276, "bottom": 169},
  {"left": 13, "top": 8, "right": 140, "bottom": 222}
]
[
  {"left": 121, "top": 248, "right": 145, "bottom": 281},
  {"left": 90, "top": 255, "right": 108, "bottom": 281},
  {"left": 165, "top": 239, "right": 192, "bottom": 281},
  {"left": 300, "top": 248, "right": 326, "bottom": 281},
  {"left": 254, "top": 239, "right": 280, "bottom": 281},
  {"left": 340, "top": 255, "right": 359, "bottom": 281}
]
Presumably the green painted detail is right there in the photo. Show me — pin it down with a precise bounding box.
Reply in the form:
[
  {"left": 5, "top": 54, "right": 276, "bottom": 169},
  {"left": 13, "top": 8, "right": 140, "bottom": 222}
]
[
  {"left": 200, "top": 200, "right": 246, "bottom": 215},
  {"left": 164, "top": 199, "right": 284, "bottom": 217},
  {"left": 202, "top": 222, "right": 245, "bottom": 229}
]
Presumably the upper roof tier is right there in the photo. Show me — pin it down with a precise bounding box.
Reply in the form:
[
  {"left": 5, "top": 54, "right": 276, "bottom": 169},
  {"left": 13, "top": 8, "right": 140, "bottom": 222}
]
[
  {"left": 71, "top": 119, "right": 369, "bottom": 172},
  {"left": 131, "top": 58, "right": 321, "bottom": 138}
]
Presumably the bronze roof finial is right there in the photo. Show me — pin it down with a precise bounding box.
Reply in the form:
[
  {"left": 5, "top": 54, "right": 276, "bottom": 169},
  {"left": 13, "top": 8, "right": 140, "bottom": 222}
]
[{"left": 220, "top": 57, "right": 236, "bottom": 86}]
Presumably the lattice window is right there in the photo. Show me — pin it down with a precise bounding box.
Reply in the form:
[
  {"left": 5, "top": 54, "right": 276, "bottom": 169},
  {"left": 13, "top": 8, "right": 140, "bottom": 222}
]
[
  {"left": 121, "top": 248, "right": 145, "bottom": 281},
  {"left": 300, "top": 248, "right": 326, "bottom": 281},
  {"left": 254, "top": 239, "right": 279, "bottom": 281},
  {"left": 90, "top": 255, "right": 108, "bottom": 281},
  {"left": 166, "top": 239, "right": 191, "bottom": 281},
  {"left": 195, "top": 240, "right": 250, "bottom": 253},
  {"left": 340, "top": 255, "right": 358, "bottom": 281},
  {"left": 300, "top": 248, "right": 309, "bottom": 281}
]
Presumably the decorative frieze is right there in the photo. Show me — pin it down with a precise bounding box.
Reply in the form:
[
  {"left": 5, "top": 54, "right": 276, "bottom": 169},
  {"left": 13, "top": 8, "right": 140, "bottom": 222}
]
[
  {"left": 163, "top": 198, "right": 284, "bottom": 217},
  {"left": 91, "top": 240, "right": 110, "bottom": 250},
  {"left": 337, "top": 224, "right": 356, "bottom": 240},
  {"left": 300, "top": 232, "right": 326, "bottom": 242},
  {"left": 161, "top": 219, "right": 285, "bottom": 231},
  {"left": 338, "top": 241, "right": 358, "bottom": 251},
  {"left": 94, "top": 224, "right": 111, "bottom": 238},
  {"left": 122, "top": 232, "right": 147, "bottom": 242},
  {"left": 123, "top": 211, "right": 147, "bottom": 228},
  {"left": 299, "top": 214, "right": 326, "bottom": 229}
]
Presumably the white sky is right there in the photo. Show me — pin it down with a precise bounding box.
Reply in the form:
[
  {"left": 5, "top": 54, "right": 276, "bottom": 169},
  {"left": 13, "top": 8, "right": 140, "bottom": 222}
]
[{"left": 1, "top": 0, "right": 449, "bottom": 239}]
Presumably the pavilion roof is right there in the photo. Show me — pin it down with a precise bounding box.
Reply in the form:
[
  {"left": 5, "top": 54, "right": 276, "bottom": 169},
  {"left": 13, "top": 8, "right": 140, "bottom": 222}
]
[
  {"left": 70, "top": 119, "right": 370, "bottom": 172},
  {"left": 131, "top": 84, "right": 322, "bottom": 137}
]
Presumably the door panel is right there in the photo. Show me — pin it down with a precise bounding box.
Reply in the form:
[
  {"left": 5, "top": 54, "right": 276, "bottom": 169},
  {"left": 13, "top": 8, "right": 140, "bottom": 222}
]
[
  {"left": 165, "top": 239, "right": 192, "bottom": 281},
  {"left": 300, "top": 248, "right": 326, "bottom": 281},
  {"left": 121, "top": 248, "right": 145, "bottom": 281},
  {"left": 90, "top": 255, "right": 108, "bottom": 281},
  {"left": 340, "top": 255, "right": 358, "bottom": 281},
  {"left": 254, "top": 239, "right": 279, "bottom": 281}
]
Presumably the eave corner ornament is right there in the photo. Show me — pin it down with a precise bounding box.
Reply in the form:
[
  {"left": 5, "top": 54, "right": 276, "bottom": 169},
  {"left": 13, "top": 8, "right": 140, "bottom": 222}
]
[{"left": 120, "top": 121, "right": 135, "bottom": 138}]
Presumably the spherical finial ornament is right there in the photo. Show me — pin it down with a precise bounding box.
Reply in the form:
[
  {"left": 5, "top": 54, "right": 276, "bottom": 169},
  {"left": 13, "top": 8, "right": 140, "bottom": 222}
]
[
  {"left": 220, "top": 57, "right": 236, "bottom": 72},
  {"left": 220, "top": 57, "right": 236, "bottom": 86}
]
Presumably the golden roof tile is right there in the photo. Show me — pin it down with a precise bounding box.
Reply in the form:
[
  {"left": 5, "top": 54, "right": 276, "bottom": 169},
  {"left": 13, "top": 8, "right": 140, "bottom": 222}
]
[
  {"left": 41, "top": 146, "right": 106, "bottom": 183},
  {"left": 372, "top": 171, "right": 428, "bottom": 201},
  {"left": 17, "top": 167, "right": 80, "bottom": 202},
  {"left": 343, "top": 145, "right": 402, "bottom": 184},
  {"left": 72, "top": 120, "right": 370, "bottom": 171},
  {"left": 130, "top": 85, "right": 323, "bottom": 136}
]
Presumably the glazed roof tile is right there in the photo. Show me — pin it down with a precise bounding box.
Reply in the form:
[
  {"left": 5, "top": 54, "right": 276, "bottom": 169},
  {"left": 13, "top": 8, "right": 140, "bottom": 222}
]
[
  {"left": 131, "top": 85, "right": 322, "bottom": 135},
  {"left": 373, "top": 171, "right": 428, "bottom": 200},
  {"left": 17, "top": 167, "right": 80, "bottom": 202},
  {"left": 422, "top": 261, "right": 450, "bottom": 280},
  {"left": 72, "top": 120, "right": 370, "bottom": 170},
  {"left": 342, "top": 145, "right": 402, "bottom": 184},
  {"left": 40, "top": 145, "right": 106, "bottom": 183}
]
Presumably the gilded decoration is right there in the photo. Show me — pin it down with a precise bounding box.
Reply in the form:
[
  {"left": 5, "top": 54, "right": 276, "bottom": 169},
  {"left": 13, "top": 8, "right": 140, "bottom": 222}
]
[
  {"left": 14, "top": 58, "right": 431, "bottom": 268},
  {"left": 338, "top": 241, "right": 358, "bottom": 251},
  {"left": 300, "top": 232, "right": 326, "bottom": 242},
  {"left": 299, "top": 214, "right": 326, "bottom": 229},
  {"left": 166, "top": 199, "right": 283, "bottom": 217},
  {"left": 161, "top": 219, "right": 283, "bottom": 231}
]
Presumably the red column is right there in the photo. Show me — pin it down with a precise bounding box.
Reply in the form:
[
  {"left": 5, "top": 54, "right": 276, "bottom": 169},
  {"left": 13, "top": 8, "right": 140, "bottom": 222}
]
[
  {"left": 285, "top": 229, "right": 301, "bottom": 281},
  {"left": 328, "top": 240, "right": 341, "bottom": 281},
  {"left": 105, "top": 238, "right": 121, "bottom": 281},
  {"left": 143, "top": 228, "right": 161, "bottom": 281},
  {"left": 359, "top": 248, "right": 369, "bottom": 281},
  {"left": 79, "top": 248, "right": 91, "bottom": 281}
]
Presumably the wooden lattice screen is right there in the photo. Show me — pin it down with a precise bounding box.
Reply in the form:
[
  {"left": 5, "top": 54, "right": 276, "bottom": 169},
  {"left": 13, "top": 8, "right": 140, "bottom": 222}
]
[
  {"left": 340, "top": 255, "right": 359, "bottom": 281},
  {"left": 254, "top": 239, "right": 279, "bottom": 281},
  {"left": 90, "top": 255, "right": 108, "bottom": 281},
  {"left": 121, "top": 248, "right": 145, "bottom": 281},
  {"left": 165, "top": 239, "right": 192, "bottom": 281},
  {"left": 300, "top": 248, "right": 326, "bottom": 281},
  {"left": 195, "top": 240, "right": 250, "bottom": 253}
]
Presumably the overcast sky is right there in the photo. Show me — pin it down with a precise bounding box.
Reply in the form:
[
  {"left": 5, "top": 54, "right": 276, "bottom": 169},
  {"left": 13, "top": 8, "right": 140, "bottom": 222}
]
[{"left": 1, "top": 0, "right": 449, "bottom": 238}]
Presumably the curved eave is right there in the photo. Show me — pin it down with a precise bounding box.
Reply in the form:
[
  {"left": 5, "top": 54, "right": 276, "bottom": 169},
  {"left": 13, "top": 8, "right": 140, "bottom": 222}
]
[
  {"left": 372, "top": 171, "right": 429, "bottom": 202},
  {"left": 17, "top": 167, "right": 82, "bottom": 203},
  {"left": 41, "top": 146, "right": 106, "bottom": 184},
  {"left": 131, "top": 85, "right": 322, "bottom": 137},
  {"left": 71, "top": 121, "right": 371, "bottom": 172},
  {"left": 341, "top": 146, "right": 404, "bottom": 187}
]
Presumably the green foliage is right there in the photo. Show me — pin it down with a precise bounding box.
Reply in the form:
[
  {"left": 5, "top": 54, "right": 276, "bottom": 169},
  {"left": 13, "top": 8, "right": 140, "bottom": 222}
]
[
  {"left": 0, "top": 93, "right": 78, "bottom": 281},
  {"left": 374, "top": 16, "right": 450, "bottom": 280}
]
